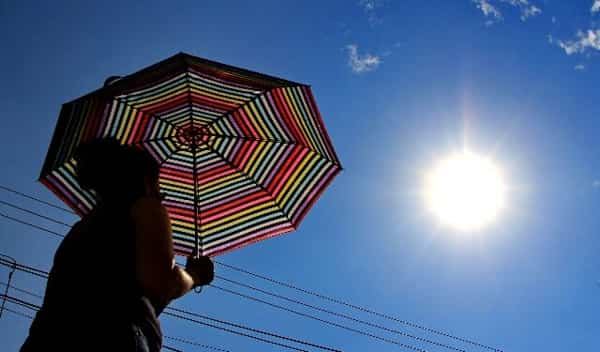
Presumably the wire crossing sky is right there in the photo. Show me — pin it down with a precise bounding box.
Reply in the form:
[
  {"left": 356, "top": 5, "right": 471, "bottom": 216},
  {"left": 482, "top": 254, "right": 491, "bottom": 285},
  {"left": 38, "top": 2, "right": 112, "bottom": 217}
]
[
  {"left": 0, "top": 194, "right": 501, "bottom": 352},
  {"left": 2, "top": 1, "right": 600, "bottom": 351}
]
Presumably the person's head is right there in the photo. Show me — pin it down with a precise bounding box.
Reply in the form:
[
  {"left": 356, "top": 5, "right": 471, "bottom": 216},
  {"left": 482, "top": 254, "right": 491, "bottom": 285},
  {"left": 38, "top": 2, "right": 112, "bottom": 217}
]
[{"left": 74, "top": 138, "right": 160, "bottom": 205}]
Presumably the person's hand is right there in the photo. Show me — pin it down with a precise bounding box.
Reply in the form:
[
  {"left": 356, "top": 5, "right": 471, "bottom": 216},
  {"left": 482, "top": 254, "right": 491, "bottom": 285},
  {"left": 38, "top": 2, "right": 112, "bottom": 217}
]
[{"left": 185, "top": 256, "right": 214, "bottom": 287}]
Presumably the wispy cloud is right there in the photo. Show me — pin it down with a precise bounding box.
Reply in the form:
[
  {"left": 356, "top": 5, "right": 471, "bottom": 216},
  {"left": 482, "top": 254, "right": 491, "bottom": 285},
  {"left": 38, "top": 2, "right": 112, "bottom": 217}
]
[
  {"left": 472, "top": 0, "right": 503, "bottom": 25},
  {"left": 500, "top": 0, "right": 542, "bottom": 21},
  {"left": 346, "top": 44, "right": 381, "bottom": 73},
  {"left": 593, "top": 0, "right": 600, "bottom": 14},
  {"left": 574, "top": 63, "right": 586, "bottom": 71},
  {"left": 359, "top": 0, "right": 383, "bottom": 25},
  {"left": 558, "top": 29, "right": 600, "bottom": 55},
  {"left": 593, "top": 180, "right": 600, "bottom": 188},
  {"left": 471, "top": 0, "right": 541, "bottom": 24}
]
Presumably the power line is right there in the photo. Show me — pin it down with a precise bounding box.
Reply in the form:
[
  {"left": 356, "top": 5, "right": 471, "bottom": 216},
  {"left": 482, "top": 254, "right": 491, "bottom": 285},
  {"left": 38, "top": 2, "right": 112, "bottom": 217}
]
[
  {"left": 0, "top": 211, "right": 65, "bottom": 238},
  {"left": 215, "top": 275, "right": 464, "bottom": 352},
  {"left": 0, "top": 184, "right": 76, "bottom": 215},
  {"left": 166, "top": 306, "right": 341, "bottom": 352},
  {"left": 163, "top": 310, "right": 310, "bottom": 352},
  {"left": 0, "top": 199, "right": 72, "bottom": 227},
  {"left": 2, "top": 306, "right": 34, "bottom": 319},
  {"left": 0, "top": 294, "right": 41, "bottom": 311},
  {"left": 0, "top": 255, "right": 430, "bottom": 352},
  {"left": 0, "top": 294, "right": 185, "bottom": 352},
  {"left": 0, "top": 257, "right": 50, "bottom": 279},
  {"left": 0, "top": 282, "right": 44, "bottom": 300},
  {"left": 0, "top": 253, "right": 15, "bottom": 319},
  {"left": 0, "top": 259, "right": 341, "bottom": 352},
  {"left": 164, "top": 335, "right": 232, "bottom": 352},
  {"left": 210, "top": 284, "right": 427, "bottom": 352},
  {"left": 0, "top": 211, "right": 436, "bottom": 352},
  {"left": 215, "top": 261, "right": 503, "bottom": 352},
  {"left": 0, "top": 281, "right": 231, "bottom": 352},
  {"left": 0, "top": 186, "right": 504, "bottom": 352}
]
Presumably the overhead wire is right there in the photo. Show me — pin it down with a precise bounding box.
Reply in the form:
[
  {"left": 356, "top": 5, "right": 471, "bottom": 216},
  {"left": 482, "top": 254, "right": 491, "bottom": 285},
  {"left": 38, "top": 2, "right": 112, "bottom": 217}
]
[
  {"left": 0, "top": 199, "right": 72, "bottom": 227},
  {"left": 0, "top": 184, "right": 505, "bottom": 352},
  {"left": 210, "top": 284, "right": 427, "bottom": 352},
  {"left": 215, "top": 260, "right": 503, "bottom": 352},
  {"left": 0, "top": 184, "right": 76, "bottom": 215},
  {"left": 0, "top": 294, "right": 185, "bottom": 352},
  {"left": 215, "top": 274, "right": 464, "bottom": 352},
  {"left": 0, "top": 256, "right": 50, "bottom": 279},
  {"left": 0, "top": 211, "right": 65, "bottom": 238},
  {"left": 0, "top": 259, "right": 340, "bottom": 352},
  {"left": 0, "top": 281, "right": 44, "bottom": 299},
  {"left": 164, "top": 335, "right": 232, "bottom": 352},
  {"left": 0, "top": 212, "right": 436, "bottom": 352},
  {"left": 2, "top": 305, "right": 34, "bottom": 320},
  {"left": 164, "top": 310, "right": 311, "bottom": 352},
  {"left": 166, "top": 306, "right": 341, "bottom": 352}
]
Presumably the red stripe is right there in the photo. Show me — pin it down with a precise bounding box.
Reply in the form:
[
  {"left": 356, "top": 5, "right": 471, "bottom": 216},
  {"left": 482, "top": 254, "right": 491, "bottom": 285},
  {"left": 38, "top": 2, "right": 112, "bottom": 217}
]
[
  {"left": 231, "top": 110, "right": 253, "bottom": 138},
  {"left": 303, "top": 86, "right": 340, "bottom": 164},
  {"left": 266, "top": 145, "right": 303, "bottom": 194},
  {"left": 201, "top": 190, "right": 269, "bottom": 219},
  {"left": 160, "top": 167, "right": 192, "bottom": 180},
  {"left": 198, "top": 165, "right": 235, "bottom": 183},
  {"left": 143, "top": 94, "right": 189, "bottom": 115},
  {"left": 205, "top": 225, "right": 295, "bottom": 257},
  {"left": 270, "top": 147, "right": 309, "bottom": 198},
  {"left": 237, "top": 140, "right": 258, "bottom": 170},
  {"left": 272, "top": 89, "right": 306, "bottom": 145},
  {"left": 190, "top": 92, "right": 237, "bottom": 111},
  {"left": 232, "top": 138, "right": 251, "bottom": 166}
]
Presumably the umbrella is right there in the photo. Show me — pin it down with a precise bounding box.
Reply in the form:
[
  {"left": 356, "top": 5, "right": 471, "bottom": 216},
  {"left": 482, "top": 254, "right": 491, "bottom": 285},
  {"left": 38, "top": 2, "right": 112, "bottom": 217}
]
[{"left": 39, "top": 53, "right": 341, "bottom": 257}]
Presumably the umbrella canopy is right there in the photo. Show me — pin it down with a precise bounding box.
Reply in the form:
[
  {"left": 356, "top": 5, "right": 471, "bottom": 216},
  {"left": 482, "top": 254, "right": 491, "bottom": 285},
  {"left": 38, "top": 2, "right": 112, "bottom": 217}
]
[{"left": 40, "top": 53, "right": 341, "bottom": 257}]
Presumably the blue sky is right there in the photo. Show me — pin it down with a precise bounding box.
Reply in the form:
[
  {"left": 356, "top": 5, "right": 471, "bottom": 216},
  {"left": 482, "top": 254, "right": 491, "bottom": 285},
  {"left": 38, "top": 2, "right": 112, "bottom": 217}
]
[{"left": 1, "top": 1, "right": 599, "bottom": 351}]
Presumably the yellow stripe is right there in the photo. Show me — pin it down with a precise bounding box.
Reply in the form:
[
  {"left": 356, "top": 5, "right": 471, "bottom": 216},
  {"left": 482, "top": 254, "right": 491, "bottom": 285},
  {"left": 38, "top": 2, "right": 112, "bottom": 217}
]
[
  {"left": 200, "top": 173, "right": 243, "bottom": 193},
  {"left": 280, "top": 152, "right": 319, "bottom": 207},
  {"left": 283, "top": 88, "right": 318, "bottom": 151},
  {"left": 243, "top": 140, "right": 266, "bottom": 175},
  {"left": 160, "top": 178, "right": 195, "bottom": 192},
  {"left": 248, "top": 103, "right": 273, "bottom": 140},
  {"left": 189, "top": 85, "right": 249, "bottom": 104},
  {"left": 288, "top": 160, "right": 329, "bottom": 216},
  {"left": 134, "top": 83, "right": 188, "bottom": 106},
  {"left": 247, "top": 142, "right": 271, "bottom": 176},
  {"left": 202, "top": 202, "right": 278, "bottom": 235},
  {"left": 276, "top": 149, "right": 314, "bottom": 204}
]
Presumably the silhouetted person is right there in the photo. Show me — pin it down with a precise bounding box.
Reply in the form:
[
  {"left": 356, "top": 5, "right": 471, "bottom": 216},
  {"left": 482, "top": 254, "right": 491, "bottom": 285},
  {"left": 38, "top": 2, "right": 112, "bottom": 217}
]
[{"left": 20, "top": 139, "right": 214, "bottom": 352}]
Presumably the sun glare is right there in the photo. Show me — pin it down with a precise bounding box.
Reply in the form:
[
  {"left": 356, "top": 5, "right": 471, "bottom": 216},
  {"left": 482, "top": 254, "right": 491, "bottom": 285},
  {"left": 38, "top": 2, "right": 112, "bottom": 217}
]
[{"left": 424, "top": 151, "right": 506, "bottom": 231}]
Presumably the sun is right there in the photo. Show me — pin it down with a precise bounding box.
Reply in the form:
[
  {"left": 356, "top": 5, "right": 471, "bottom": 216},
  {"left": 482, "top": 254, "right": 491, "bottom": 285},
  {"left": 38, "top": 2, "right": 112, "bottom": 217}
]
[{"left": 424, "top": 151, "right": 506, "bottom": 231}]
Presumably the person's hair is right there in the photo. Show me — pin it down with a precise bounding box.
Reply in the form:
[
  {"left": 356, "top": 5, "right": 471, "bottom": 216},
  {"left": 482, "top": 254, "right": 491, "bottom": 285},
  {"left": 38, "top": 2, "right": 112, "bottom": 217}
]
[{"left": 74, "top": 138, "right": 159, "bottom": 203}]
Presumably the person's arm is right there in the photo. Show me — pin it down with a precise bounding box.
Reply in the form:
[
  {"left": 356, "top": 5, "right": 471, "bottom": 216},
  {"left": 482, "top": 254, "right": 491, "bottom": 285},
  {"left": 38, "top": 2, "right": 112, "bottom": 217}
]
[{"left": 131, "top": 197, "right": 202, "bottom": 306}]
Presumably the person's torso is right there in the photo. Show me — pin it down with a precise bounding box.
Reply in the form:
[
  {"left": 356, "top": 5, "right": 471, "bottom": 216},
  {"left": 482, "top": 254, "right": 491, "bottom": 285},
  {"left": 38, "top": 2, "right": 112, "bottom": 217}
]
[{"left": 24, "top": 204, "right": 161, "bottom": 349}]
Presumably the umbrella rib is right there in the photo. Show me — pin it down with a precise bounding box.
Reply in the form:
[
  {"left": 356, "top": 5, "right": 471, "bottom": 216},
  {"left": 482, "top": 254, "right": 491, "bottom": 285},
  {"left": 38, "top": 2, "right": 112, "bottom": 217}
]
[
  {"left": 203, "top": 87, "right": 279, "bottom": 135},
  {"left": 114, "top": 96, "right": 181, "bottom": 133},
  {"left": 202, "top": 132, "right": 293, "bottom": 145},
  {"left": 192, "top": 144, "right": 201, "bottom": 257},
  {"left": 157, "top": 141, "right": 188, "bottom": 169},
  {"left": 187, "top": 73, "right": 202, "bottom": 258},
  {"left": 200, "top": 86, "right": 340, "bottom": 164},
  {"left": 201, "top": 141, "right": 292, "bottom": 223}
]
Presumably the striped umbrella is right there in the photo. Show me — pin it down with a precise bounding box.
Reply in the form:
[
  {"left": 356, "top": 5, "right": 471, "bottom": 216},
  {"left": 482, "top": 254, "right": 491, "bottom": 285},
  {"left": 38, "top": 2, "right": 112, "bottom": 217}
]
[{"left": 40, "top": 53, "right": 341, "bottom": 257}]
